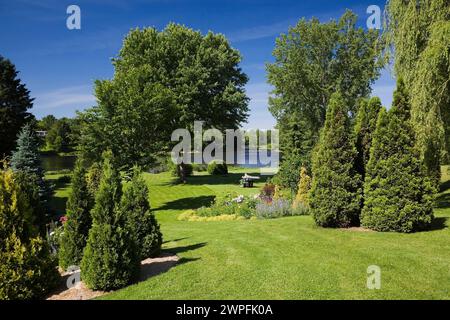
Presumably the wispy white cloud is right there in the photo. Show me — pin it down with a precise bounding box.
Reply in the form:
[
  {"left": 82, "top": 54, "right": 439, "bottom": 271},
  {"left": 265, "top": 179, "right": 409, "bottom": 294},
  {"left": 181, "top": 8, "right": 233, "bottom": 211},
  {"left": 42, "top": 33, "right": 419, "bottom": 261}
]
[
  {"left": 33, "top": 85, "right": 95, "bottom": 111},
  {"left": 228, "top": 19, "right": 296, "bottom": 42},
  {"left": 243, "top": 82, "right": 276, "bottom": 129},
  {"left": 227, "top": 7, "right": 353, "bottom": 43}
]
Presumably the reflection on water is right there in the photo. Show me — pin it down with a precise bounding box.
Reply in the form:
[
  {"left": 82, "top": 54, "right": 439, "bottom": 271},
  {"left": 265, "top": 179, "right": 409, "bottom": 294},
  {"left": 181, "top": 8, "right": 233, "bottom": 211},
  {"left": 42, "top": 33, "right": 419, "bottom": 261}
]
[
  {"left": 41, "top": 154, "right": 76, "bottom": 172},
  {"left": 40, "top": 149, "right": 279, "bottom": 172}
]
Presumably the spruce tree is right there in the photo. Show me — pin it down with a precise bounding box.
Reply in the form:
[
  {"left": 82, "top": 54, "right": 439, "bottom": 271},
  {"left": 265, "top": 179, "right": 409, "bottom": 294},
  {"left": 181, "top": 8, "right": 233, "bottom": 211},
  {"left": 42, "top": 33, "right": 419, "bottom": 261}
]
[
  {"left": 0, "top": 166, "right": 59, "bottom": 299},
  {"left": 10, "top": 123, "right": 51, "bottom": 235},
  {"left": 361, "top": 79, "right": 435, "bottom": 232},
  {"left": 309, "top": 92, "right": 362, "bottom": 228},
  {"left": 354, "top": 97, "right": 382, "bottom": 181},
  {"left": 121, "top": 167, "right": 162, "bottom": 260},
  {"left": 81, "top": 152, "right": 139, "bottom": 290},
  {"left": 59, "top": 159, "right": 93, "bottom": 270},
  {"left": 0, "top": 56, "right": 34, "bottom": 158}
]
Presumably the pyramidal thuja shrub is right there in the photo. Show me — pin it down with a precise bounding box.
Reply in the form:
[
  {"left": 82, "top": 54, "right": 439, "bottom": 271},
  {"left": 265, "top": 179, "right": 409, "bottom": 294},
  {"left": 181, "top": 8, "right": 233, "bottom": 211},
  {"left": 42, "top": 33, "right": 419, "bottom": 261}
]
[
  {"left": 0, "top": 165, "right": 59, "bottom": 299},
  {"left": 361, "top": 79, "right": 436, "bottom": 232},
  {"left": 59, "top": 159, "right": 93, "bottom": 270},
  {"left": 81, "top": 152, "right": 140, "bottom": 291},
  {"left": 121, "top": 167, "right": 162, "bottom": 260},
  {"left": 354, "top": 97, "right": 382, "bottom": 181},
  {"left": 309, "top": 92, "right": 362, "bottom": 228}
]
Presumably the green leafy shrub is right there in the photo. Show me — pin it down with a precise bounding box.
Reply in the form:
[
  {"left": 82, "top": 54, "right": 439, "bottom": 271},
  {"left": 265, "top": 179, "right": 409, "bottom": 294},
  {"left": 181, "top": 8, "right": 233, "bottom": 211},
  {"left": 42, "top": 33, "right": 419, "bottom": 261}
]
[
  {"left": 207, "top": 161, "right": 228, "bottom": 175},
  {"left": 309, "top": 92, "right": 362, "bottom": 228},
  {"left": 361, "top": 80, "right": 435, "bottom": 232},
  {"left": 122, "top": 167, "right": 162, "bottom": 259},
  {"left": 59, "top": 159, "right": 93, "bottom": 270},
  {"left": 81, "top": 152, "right": 139, "bottom": 291},
  {"left": 273, "top": 153, "right": 305, "bottom": 195},
  {"left": 193, "top": 163, "right": 208, "bottom": 172},
  {"left": 0, "top": 235, "right": 60, "bottom": 300},
  {"left": 195, "top": 194, "right": 256, "bottom": 218},
  {"left": 168, "top": 159, "right": 193, "bottom": 180},
  {"left": 0, "top": 166, "right": 59, "bottom": 300}
]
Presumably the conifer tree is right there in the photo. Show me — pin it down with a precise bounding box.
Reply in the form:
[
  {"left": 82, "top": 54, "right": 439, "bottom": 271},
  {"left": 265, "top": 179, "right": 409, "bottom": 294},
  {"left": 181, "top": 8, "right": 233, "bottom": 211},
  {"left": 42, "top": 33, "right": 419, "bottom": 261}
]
[
  {"left": 361, "top": 79, "right": 435, "bottom": 232},
  {"left": 293, "top": 166, "right": 311, "bottom": 209},
  {"left": 0, "top": 165, "right": 59, "bottom": 299},
  {"left": 121, "top": 167, "right": 162, "bottom": 260},
  {"left": 309, "top": 92, "right": 362, "bottom": 228},
  {"left": 10, "top": 123, "right": 51, "bottom": 235},
  {"left": 0, "top": 56, "right": 34, "bottom": 158},
  {"left": 354, "top": 97, "right": 382, "bottom": 181},
  {"left": 59, "top": 159, "right": 93, "bottom": 270},
  {"left": 81, "top": 152, "right": 139, "bottom": 290}
]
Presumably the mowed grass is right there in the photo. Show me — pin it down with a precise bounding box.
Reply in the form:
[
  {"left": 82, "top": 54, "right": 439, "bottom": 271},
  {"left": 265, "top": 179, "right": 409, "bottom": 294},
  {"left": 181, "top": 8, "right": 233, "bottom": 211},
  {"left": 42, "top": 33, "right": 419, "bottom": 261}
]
[{"left": 47, "top": 167, "right": 450, "bottom": 299}]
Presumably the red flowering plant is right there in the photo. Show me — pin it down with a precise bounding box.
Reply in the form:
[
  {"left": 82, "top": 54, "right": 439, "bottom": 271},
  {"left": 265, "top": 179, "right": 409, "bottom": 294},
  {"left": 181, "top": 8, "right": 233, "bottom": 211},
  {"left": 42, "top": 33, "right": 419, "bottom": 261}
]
[
  {"left": 59, "top": 215, "right": 68, "bottom": 224},
  {"left": 259, "top": 183, "right": 275, "bottom": 203}
]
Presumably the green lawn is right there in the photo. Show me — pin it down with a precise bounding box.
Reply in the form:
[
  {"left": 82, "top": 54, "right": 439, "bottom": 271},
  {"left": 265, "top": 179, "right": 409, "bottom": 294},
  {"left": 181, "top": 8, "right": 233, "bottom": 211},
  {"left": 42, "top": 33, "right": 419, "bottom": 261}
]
[{"left": 47, "top": 167, "right": 450, "bottom": 299}]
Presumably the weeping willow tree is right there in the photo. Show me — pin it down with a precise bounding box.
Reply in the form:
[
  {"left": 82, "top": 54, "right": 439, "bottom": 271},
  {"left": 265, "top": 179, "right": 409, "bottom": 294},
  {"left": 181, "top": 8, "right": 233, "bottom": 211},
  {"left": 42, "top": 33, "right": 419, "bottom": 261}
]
[{"left": 384, "top": 0, "right": 450, "bottom": 183}]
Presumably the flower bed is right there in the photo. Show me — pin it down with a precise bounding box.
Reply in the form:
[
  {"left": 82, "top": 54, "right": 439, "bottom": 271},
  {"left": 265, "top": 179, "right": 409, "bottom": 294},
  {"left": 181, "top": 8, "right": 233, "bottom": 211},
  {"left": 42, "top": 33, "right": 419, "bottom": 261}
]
[{"left": 178, "top": 188, "right": 310, "bottom": 222}]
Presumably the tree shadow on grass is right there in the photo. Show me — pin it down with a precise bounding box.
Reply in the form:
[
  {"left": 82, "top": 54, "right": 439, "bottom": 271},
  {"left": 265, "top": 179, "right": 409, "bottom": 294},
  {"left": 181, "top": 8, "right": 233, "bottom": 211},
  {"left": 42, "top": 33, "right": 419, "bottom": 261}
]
[
  {"left": 439, "top": 180, "right": 450, "bottom": 193},
  {"left": 160, "top": 172, "right": 268, "bottom": 187},
  {"left": 154, "top": 195, "right": 215, "bottom": 211},
  {"left": 429, "top": 217, "right": 448, "bottom": 231},
  {"left": 162, "top": 242, "right": 207, "bottom": 255},
  {"left": 139, "top": 243, "right": 206, "bottom": 282},
  {"left": 435, "top": 192, "right": 450, "bottom": 209},
  {"left": 48, "top": 255, "right": 201, "bottom": 298},
  {"left": 163, "top": 237, "right": 190, "bottom": 244},
  {"left": 47, "top": 177, "right": 71, "bottom": 215},
  {"left": 187, "top": 172, "right": 268, "bottom": 186},
  {"left": 139, "top": 255, "right": 200, "bottom": 282}
]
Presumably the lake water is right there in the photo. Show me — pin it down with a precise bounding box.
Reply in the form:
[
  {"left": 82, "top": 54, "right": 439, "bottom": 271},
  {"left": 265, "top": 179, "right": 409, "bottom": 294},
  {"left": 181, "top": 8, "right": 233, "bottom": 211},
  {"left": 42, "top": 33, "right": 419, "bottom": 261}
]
[
  {"left": 41, "top": 154, "right": 77, "bottom": 172},
  {"left": 40, "top": 149, "right": 280, "bottom": 172}
]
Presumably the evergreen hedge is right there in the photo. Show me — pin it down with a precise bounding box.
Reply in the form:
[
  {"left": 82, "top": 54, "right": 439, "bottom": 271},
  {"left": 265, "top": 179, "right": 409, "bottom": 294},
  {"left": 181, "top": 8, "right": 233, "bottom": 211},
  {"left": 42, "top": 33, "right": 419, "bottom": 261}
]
[{"left": 361, "top": 80, "right": 435, "bottom": 232}]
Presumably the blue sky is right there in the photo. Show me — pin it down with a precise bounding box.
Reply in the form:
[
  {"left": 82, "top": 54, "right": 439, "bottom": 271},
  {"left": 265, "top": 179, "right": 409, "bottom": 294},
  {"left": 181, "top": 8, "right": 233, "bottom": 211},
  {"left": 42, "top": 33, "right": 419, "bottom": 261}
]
[{"left": 0, "top": 0, "right": 394, "bottom": 129}]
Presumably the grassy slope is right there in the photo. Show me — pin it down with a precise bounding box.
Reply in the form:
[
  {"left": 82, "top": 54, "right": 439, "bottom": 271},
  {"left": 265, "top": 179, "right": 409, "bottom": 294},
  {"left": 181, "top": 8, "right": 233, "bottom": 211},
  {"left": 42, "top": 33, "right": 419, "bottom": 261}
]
[{"left": 47, "top": 167, "right": 450, "bottom": 299}]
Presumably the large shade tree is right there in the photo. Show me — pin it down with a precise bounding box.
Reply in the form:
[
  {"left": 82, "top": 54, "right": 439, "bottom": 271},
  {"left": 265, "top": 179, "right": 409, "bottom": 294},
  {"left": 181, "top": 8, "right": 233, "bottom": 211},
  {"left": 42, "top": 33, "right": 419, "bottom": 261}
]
[
  {"left": 0, "top": 56, "right": 34, "bottom": 158},
  {"left": 78, "top": 23, "right": 249, "bottom": 170},
  {"left": 384, "top": 0, "right": 450, "bottom": 183},
  {"left": 267, "top": 11, "right": 383, "bottom": 189},
  {"left": 267, "top": 10, "right": 383, "bottom": 161}
]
